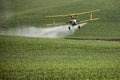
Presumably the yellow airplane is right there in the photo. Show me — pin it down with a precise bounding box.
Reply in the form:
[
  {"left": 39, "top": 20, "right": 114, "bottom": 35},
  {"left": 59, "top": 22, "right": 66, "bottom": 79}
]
[{"left": 46, "top": 9, "right": 100, "bottom": 30}]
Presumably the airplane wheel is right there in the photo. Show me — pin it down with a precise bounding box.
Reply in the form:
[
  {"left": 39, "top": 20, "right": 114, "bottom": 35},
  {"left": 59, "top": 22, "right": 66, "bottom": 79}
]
[
  {"left": 68, "top": 27, "right": 70, "bottom": 30},
  {"left": 78, "top": 26, "right": 80, "bottom": 29}
]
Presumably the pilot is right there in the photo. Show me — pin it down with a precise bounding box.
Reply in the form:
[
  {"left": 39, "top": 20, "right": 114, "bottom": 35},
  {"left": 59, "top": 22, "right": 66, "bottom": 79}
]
[{"left": 70, "top": 16, "right": 75, "bottom": 20}]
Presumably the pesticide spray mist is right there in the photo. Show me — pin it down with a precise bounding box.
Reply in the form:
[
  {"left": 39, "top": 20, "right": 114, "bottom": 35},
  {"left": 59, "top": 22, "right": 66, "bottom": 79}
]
[{"left": 0, "top": 23, "right": 87, "bottom": 38}]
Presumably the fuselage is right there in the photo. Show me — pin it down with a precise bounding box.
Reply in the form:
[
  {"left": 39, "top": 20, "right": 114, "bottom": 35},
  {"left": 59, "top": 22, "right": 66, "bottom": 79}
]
[{"left": 69, "top": 19, "right": 77, "bottom": 26}]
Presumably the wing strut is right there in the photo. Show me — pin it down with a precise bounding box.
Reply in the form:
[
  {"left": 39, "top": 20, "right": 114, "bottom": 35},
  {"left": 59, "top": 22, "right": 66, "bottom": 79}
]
[{"left": 90, "top": 13, "right": 93, "bottom": 20}]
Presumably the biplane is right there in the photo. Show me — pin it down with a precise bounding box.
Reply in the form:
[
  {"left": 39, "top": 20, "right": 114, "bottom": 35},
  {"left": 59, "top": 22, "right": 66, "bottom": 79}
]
[{"left": 46, "top": 9, "right": 100, "bottom": 30}]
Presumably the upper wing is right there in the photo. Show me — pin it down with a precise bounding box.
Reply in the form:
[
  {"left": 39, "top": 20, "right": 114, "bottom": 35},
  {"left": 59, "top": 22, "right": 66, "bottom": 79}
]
[{"left": 46, "top": 9, "right": 100, "bottom": 18}]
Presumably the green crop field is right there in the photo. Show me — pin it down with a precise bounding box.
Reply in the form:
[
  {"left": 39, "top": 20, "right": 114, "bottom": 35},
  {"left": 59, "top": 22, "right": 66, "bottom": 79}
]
[
  {"left": 0, "top": 0, "right": 120, "bottom": 80},
  {"left": 0, "top": 35, "right": 120, "bottom": 80}
]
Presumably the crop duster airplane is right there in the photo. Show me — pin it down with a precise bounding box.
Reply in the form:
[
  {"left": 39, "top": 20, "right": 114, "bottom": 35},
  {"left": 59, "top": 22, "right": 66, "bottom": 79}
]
[{"left": 46, "top": 9, "right": 100, "bottom": 30}]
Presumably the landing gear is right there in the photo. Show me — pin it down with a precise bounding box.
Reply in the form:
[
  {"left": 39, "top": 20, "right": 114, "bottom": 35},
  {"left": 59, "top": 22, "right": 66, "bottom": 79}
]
[
  {"left": 68, "top": 26, "right": 70, "bottom": 30},
  {"left": 78, "top": 26, "right": 80, "bottom": 29},
  {"left": 68, "top": 25, "right": 80, "bottom": 30}
]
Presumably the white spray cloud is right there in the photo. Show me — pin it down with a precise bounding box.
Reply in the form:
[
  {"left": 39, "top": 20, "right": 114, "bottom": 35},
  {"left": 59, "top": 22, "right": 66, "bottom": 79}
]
[{"left": 0, "top": 23, "right": 87, "bottom": 38}]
